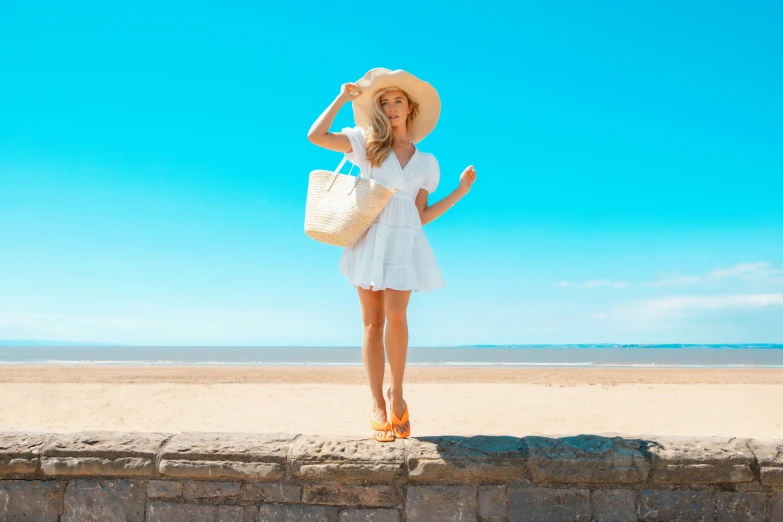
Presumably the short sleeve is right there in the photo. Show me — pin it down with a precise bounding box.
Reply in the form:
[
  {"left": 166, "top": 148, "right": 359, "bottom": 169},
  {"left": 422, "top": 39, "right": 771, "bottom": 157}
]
[
  {"left": 340, "top": 125, "right": 367, "bottom": 167},
  {"left": 421, "top": 153, "right": 440, "bottom": 193}
]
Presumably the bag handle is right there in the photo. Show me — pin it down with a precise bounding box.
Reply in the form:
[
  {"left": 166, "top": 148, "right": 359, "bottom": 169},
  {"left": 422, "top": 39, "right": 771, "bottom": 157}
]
[{"left": 326, "top": 156, "right": 372, "bottom": 195}]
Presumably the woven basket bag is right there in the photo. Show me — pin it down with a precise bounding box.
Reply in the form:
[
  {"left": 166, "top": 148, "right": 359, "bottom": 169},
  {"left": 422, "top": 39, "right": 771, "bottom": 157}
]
[{"left": 305, "top": 156, "right": 397, "bottom": 248}]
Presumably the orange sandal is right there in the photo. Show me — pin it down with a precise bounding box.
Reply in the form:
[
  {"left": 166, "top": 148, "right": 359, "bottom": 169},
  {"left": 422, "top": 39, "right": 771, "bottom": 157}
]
[
  {"left": 370, "top": 418, "right": 395, "bottom": 442},
  {"left": 389, "top": 400, "right": 411, "bottom": 439}
]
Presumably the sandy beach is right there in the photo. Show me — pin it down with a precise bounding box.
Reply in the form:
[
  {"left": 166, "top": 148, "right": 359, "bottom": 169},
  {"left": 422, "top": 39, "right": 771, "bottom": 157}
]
[{"left": 1, "top": 366, "right": 782, "bottom": 438}]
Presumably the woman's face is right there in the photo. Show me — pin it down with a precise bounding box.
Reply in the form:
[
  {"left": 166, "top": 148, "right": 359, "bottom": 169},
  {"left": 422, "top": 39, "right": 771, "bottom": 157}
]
[{"left": 380, "top": 89, "right": 411, "bottom": 130}]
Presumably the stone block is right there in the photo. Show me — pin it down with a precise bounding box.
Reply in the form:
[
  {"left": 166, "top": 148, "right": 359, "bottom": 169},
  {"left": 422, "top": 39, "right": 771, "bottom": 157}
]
[
  {"left": 769, "top": 494, "right": 783, "bottom": 522},
  {"left": 41, "top": 431, "right": 169, "bottom": 477},
  {"left": 182, "top": 480, "right": 241, "bottom": 499},
  {"left": 592, "top": 489, "right": 636, "bottom": 522},
  {"left": 748, "top": 439, "right": 783, "bottom": 487},
  {"left": 147, "top": 480, "right": 183, "bottom": 498},
  {"left": 241, "top": 481, "right": 301, "bottom": 503},
  {"left": 159, "top": 431, "right": 296, "bottom": 479},
  {"left": 716, "top": 492, "right": 767, "bottom": 522},
  {"left": 648, "top": 436, "right": 755, "bottom": 484},
  {"left": 147, "top": 501, "right": 217, "bottom": 522},
  {"left": 0, "top": 480, "right": 62, "bottom": 521},
  {"left": 339, "top": 507, "right": 400, "bottom": 522},
  {"left": 405, "top": 485, "right": 477, "bottom": 521},
  {"left": 303, "top": 483, "right": 402, "bottom": 507},
  {"left": 258, "top": 503, "right": 339, "bottom": 521},
  {"left": 43, "top": 457, "right": 153, "bottom": 478},
  {"left": 406, "top": 435, "right": 526, "bottom": 482},
  {"left": 0, "top": 432, "right": 49, "bottom": 477},
  {"left": 218, "top": 505, "right": 258, "bottom": 522},
  {"left": 62, "top": 479, "right": 145, "bottom": 522},
  {"left": 639, "top": 489, "right": 715, "bottom": 522},
  {"left": 526, "top": 435, "right": 648, "bottom": 483},
  {"left": 479, "top": 485, "right": 507, "bottom": 520},
  {"left": 507, "top": 487, "right": 590, "bottom": 522},
  {"left": 291, "top": 435, "right": 405, "bottom": 482}
]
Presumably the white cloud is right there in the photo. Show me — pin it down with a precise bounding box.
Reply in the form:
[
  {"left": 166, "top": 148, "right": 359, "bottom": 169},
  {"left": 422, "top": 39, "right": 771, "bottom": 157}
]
[
  {"left": 709, "top": 261, "right": 782, "bottom": 281},
  {"left": 642, "top": 274, "right": 702, "bottom": 287},
  {"left": 590, "top": 313, "right": 608, "bottom": 320},
  {"left": 644, "top": 261, "right": 783, "bottom": 288},
  {"left": 552, "top": 279, "right": 628, "bottom": 289},
  {"left": 581, "top": 279, "right": 611, "bottom": 288},
  {"left": 644, "top": 293, "right": 783, "bottom": 312},
  {"left": 613, "top": 293, "right": 783, "bottom": 324},
  {"left": 558, "top": 261, "right": 783, "bottom": 291}
]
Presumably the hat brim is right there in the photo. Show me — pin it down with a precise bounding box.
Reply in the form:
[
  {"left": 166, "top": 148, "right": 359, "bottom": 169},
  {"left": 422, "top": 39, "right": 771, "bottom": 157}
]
[{"left": 352, "top": 68, "right": 440, "bottom": 144}]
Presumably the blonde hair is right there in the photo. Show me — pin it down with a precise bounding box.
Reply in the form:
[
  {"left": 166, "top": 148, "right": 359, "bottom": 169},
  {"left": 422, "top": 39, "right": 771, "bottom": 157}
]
[{"left": 365, "top": 87, "right": 419, "bottom": 168}]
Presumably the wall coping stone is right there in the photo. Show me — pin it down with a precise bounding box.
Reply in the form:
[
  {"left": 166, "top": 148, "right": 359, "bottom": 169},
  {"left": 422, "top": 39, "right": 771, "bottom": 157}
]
[
  {"left": 158, "top": 432, "right": 296, "bottom": 480},
  {"left": 646, "top": 436, "right": 756, "bottom": 484},
  {"left": 41, "top": 431, "right": 171, "bottom": 478},
  {"left": 0, "top": 431, "right": 781, "bottom": 489},
  {"left": 291, "top": 435, "right": 406, "bottom": 482},
  {"left": 749, "top": 439, "right": 783, "bottom": 488},
  {"left": 526, "top": 435, "right": 648, "bottom": 484},
  {"left": 0, "top": 432, "right": 49, "bottom": 477},
  {"left": 406, "top": 435, "right": 526, "bottom": 483}
]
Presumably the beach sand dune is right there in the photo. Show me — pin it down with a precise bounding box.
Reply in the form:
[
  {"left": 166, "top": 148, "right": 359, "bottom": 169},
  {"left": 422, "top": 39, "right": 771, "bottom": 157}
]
[{"left": 1, "top": 366, "right": 781, "bottom": 438}]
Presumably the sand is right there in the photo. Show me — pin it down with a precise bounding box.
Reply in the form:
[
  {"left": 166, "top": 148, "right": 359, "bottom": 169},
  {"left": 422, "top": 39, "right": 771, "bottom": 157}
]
[{"left": 1, "top": 366, "right": 781, "bottom": 438}]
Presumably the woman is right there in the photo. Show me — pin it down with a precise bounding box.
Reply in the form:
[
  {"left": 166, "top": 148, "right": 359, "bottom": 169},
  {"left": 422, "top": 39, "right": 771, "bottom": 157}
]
[{"left": 308, "top": 68, "right": 477, "bottom": 442}]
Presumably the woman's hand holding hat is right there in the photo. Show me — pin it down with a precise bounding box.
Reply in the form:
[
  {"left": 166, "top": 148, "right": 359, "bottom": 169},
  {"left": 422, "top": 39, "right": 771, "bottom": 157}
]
[{"left": 339, "top": 82, "right": 362, "bottom": 102}]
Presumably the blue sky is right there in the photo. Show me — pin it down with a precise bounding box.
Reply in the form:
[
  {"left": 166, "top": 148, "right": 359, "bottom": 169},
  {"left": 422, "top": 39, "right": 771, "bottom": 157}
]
[{"left": 1, "top": 1, "right": 781, "bottom": 346}]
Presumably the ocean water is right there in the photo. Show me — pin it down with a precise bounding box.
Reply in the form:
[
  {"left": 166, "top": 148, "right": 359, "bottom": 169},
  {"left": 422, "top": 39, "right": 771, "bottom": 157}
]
[{"left": 0, "top": 344, "right": 782, "bottom": 368}]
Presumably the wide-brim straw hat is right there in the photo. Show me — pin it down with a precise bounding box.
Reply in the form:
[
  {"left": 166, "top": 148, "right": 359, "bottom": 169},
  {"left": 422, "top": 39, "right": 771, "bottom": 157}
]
[{"left": 352, "top": 68, "right": 440, "bottom": 144}]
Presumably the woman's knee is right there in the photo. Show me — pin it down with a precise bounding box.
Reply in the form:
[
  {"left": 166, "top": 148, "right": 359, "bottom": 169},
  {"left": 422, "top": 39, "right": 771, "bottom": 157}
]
[
  {"left": 385, "top": 309, "right": 407, "bottom": 325},
  {"left": 363, "top": 315, "right": 386, "bottom": 332}
]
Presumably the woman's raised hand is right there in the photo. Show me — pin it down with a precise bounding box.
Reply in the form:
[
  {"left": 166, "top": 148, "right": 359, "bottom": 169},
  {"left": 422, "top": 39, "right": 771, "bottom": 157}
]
[
  {"left": 339, "top": 82, "right": 362, "bottom": 101},
  {"left": 458, "top": 165, "right": 477, "bottom": 195}
]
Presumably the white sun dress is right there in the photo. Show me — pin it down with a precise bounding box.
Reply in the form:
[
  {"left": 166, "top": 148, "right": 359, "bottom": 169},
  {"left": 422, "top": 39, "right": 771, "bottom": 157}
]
[{"left": 338, "top": 125, "right": 446, "bottom": 293}]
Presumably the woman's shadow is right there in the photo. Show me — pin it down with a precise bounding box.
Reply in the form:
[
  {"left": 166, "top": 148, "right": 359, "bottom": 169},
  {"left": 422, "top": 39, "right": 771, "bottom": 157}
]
[{"left": 405, "top": 433, "right": 661, "bottom": 483}]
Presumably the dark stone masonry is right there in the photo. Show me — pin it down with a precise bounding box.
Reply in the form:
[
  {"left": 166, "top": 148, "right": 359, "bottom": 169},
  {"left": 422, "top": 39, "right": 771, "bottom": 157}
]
[{"left": 1, "top": 431, "right": 782, "bottom": 521}]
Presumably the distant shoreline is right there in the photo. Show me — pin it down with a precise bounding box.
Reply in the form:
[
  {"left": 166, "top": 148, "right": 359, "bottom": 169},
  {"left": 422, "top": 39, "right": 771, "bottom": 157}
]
[
  {"left": 3, "top": 343, "right": 783, "bottom": 348},
  {"left": 2, "top": 345, "right": 783, "bottom": 368},
  {"left": 2, "top": 361, "right": 783, "bottom": 369}
]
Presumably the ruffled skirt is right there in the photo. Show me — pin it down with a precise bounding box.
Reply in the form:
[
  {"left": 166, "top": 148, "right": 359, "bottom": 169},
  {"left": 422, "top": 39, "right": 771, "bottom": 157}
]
[{"left": 338, "top": 197, "right": 445, "bottom": 293}]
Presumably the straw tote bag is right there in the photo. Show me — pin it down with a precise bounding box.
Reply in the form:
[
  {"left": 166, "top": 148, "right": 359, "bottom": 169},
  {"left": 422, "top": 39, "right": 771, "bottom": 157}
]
[{"left": 305, "top": 156, "right": 397, "bottom": 248}]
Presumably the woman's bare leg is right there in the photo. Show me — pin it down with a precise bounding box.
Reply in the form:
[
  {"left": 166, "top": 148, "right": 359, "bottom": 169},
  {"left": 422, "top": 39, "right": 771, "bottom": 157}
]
[
  {"left": 384, "top": 288, "right": 412, "bottom": 435},
  {"left": 357, "top": 287, "right": 393, "bottom": 440}
]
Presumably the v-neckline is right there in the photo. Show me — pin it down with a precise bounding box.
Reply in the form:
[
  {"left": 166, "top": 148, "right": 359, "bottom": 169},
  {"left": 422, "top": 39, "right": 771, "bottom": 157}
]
[{"left": 392, "top": 147, "right": 417, "bottom": 172}]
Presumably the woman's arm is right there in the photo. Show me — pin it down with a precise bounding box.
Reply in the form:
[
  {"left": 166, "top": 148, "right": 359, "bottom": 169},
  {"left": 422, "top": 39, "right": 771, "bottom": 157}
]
[
  {"left": 307, "top": 83, "right": 361, "bottom": 153},
  {"left": 416, "top": 165, "right": 477, "bottom": 225}
]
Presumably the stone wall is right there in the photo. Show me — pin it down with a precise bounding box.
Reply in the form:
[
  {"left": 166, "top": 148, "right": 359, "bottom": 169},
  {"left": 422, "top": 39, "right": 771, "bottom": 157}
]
[{"left": 1, "top": 431, "right": 782, "bottom": 521}]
